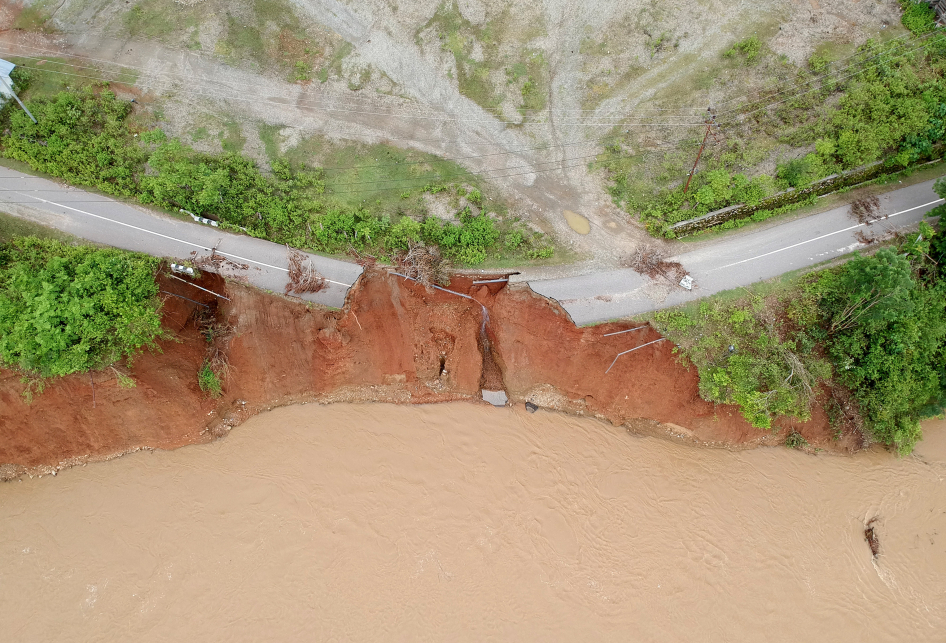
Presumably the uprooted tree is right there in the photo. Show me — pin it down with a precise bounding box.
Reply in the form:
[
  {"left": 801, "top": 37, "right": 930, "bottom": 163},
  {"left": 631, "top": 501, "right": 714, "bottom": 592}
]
[
  {"left": 285, "top": 247, "right": 327, "bottom": 296},
  {"left": 624, "top": 245, "right": 688, "bottom": 284},
  {"left": 394, "top": 241, "right": 451, "bottom": 287}
]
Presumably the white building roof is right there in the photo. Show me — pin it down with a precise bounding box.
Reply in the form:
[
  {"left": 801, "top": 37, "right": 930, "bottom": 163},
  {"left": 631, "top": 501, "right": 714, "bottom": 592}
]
[{"left": 0, "top": 59, "right": 14, "bottom": 77}]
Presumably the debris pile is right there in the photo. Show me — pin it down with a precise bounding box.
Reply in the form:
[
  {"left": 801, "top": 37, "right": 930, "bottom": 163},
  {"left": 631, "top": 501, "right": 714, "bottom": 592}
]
[
  {"left": 850, "top": 196, "right": 884, "bottom": 225},
  {"left": 394, "top": 241, "right": 451, "bottom": 287},
  {"left": 285, "top": 248, "right": 327, "bottom": 296},
  {"left": 865, "top": 517, "right": 880, "bottom": 557},
  {"left": 624, "top": 245, "right": 689, "bottom": 284}
]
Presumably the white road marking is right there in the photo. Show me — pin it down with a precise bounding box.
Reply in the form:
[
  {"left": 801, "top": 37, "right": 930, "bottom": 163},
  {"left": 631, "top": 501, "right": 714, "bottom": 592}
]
[
  {"left": 0, "top": 185, "right": 353, "bottom": 287},
  {"left": 712, "top": 199, "right": 943, "bottom": 271}
]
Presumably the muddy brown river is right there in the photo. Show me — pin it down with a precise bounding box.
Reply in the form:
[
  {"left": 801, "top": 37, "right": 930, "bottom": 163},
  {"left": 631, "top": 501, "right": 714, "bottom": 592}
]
[{"left": 2, "top": 404, "right": 945, "bottom": 641}]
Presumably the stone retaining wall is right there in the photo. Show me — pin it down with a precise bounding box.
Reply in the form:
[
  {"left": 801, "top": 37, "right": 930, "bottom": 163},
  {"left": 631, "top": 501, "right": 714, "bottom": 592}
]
[{"left": 670, "top": 161, "right": 887, "bottom": 236}]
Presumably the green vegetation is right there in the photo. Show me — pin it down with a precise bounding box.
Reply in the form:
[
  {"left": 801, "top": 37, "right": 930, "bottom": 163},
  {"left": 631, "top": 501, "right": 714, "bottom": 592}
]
[
  {"left": 817, "top": 235, "right": 946, "bottom": 453},
  {"left": 602, "top": 9, "right": 946, "bottom": 237},
  {"left": 198, "top": 360, "right": 223, "bottom": 397},
  {"left": 317, "top": 41, "right": 353, "bottom": 84},
  {"left": 12, "top": 0, "right": 56, "bottom": 31},
  {"left": 419, "top": 2, "right": 548, "bottom": 118},
  {"left": 900, "top": 0, "right": 937, "bottom": 35},
  {"left": 724, "top": 36, "right": 763, "bottom": 64},
  {"left": 0, "top": 79, "right": 549, "bottom": 266},
  {"left": 0, "top": 237, "right": 164, "bottom": 379},
  {"left": 118, "top": 0, "right": 345, "bottom": 81},
  {"left": 652, "top": 284, "right": 830, "bottom": 430},
  {"left": 2, "top": 88, "right": 145, "bottom": 197},
  {"left": 123, "top": 2, "right": 181, "bottom": 40},
  {"left": 649, "top": 221, "right": 946, "bottom": 454},
  {"left": 505, "top": 51, "right": 548, "bottom": 116}
]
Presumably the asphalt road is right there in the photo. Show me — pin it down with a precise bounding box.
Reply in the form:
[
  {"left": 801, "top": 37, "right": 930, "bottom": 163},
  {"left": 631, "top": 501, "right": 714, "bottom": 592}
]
[
  {"left": 0, "top": 168, "right": 363, "bottom": 308},
  {"left": 529, "top": 178, "right": 944, "bottom": 325},
  {"left": 1, "top": 168, "right": 942, "bottom": 322}
]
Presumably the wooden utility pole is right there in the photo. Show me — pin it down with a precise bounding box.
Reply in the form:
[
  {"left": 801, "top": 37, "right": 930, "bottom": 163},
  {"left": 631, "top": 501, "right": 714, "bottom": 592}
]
[{"left": 683, "top": 108, "right": 717, "bottom": 195}]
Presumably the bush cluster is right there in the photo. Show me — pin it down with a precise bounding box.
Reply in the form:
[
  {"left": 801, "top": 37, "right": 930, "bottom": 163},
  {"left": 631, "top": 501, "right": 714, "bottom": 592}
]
[
  {"left": 0, "top": 88, "right": 546, "bottom": 266},
  {"left": 652, "top": 217, "right": 946, "bottom": 454},
  {"left": 654, "top": 293, "right": 828, "bottom": 430},
  {"left": 0, "top": 237, "right": 164, "bottom": 378},
  {"left": 603, "top": 16, "right": 946, "bottom": 236}
]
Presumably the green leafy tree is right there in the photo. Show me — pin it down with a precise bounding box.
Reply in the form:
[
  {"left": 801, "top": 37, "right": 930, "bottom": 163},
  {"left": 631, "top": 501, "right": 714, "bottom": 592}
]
[
  {"left": 820, "top": 247, "right": 946, "bottom": 453},
  {"left": 0, "top": 238, "right": 164, "bottom": 378},
  {"left": 821, "top": 248, "right": 915, "bottom": 333}
]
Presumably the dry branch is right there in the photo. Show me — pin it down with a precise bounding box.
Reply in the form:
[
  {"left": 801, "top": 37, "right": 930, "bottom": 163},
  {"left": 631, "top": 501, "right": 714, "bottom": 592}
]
[
  {"left": 285, "top": 247, "right": 327, "bottom": 296},
  {"left": 394, "top": 242, "right": 451, "bottom": 287},
  {"left": 189, "top": 249, "right": 249, "bottom": 272},
  {"left": 850, "top": 196, "right": 884, "bottom": 225},
  {"left": 623, "top": 245, "right": 688, "bottom": 284}
]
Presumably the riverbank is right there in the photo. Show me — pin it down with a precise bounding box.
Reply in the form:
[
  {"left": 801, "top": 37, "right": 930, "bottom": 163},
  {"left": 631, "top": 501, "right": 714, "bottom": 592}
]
[
  {"left": 2, "top": 403, "right": 944, "bottom": 642},
  {"left": 1, "top": 269, "right": 868, "bottom": 479}
]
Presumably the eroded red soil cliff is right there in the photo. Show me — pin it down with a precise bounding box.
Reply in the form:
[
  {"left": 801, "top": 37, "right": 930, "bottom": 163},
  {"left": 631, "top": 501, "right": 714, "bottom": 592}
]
[{"left": 0, "top": 269, "right": 855, "bottom": 477}]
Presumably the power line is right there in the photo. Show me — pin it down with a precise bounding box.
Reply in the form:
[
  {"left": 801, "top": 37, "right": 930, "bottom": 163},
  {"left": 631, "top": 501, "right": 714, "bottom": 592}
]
[
  {"left": 329, "top": 151, "right": 627, "bottom": 195},
  {"left": 1, "top": 42, "right": 709, "bottom": 118},
  {"left": 9, "top": 31, "right": 928, "bottom": 193},
  {"left": 4, "top": 53, "right": 676, "bottom": 149},
  {"left": 2, "top": 54, "right": 707, "bottom": 127},
  {"left": 716, "top": 31, "right": 937, "bottom": 118},
  {"left": 329, "top": 140, "right": 687, "bottom": 195},
  {"left": 1, "top": 52, "right": 677, "bottom": 171},
  {"left": 5, "top": 58, "right": 703, "bottom": 178},
  {"left": 328, "top": 148, "right": 617, "bottom": 190},
  {"left": 315, "top": 136, "right": 628, "bottom": 173},
  {"left": 714, "top": 30, "right": 922, "bottom": 108},
  {"left": 722, "top": 37, "right": 938, "bottom": 123}
]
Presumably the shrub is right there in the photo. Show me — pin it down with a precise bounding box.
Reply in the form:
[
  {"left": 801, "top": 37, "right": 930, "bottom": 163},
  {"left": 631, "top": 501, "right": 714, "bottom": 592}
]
[
  {"left": 901, "top": 1, "right": 937, "bottom": 34},
  {"left": 808, "top": 53, "right": 830, "bottom": 74},
  {"left": 2, "top": 90, "right": 145, "bottom": 196},
  {"left": 724, "top": 36, "right": 762, "bottom": 64},
  {"left": 777, "top": 157, "right": 812, "bottom": 188},
  {"left": 387, "top": 216, "right": 422, "bottom": 250},
  {"left": 0, "top": 237, "right": 163, "bottom": 378},
  {"left": 198, "top": 360, "right": 223, "bottom": 397},
  {"left": 504, "top": 230, "right": 524, "bottom": 249},
  {"left": 527, "top": 246, "right": 554, "bottom": 260}
]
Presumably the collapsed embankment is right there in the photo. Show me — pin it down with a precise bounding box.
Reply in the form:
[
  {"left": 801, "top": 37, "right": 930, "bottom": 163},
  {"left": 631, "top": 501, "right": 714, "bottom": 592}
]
[{"left": 0, "top": 269, "right": 859, "bottom": 477}]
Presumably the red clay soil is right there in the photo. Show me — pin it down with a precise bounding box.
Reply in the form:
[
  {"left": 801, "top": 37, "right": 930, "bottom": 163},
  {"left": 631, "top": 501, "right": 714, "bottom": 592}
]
[{"left": 0, "top": 269, "right": 857, "bottom": 478}]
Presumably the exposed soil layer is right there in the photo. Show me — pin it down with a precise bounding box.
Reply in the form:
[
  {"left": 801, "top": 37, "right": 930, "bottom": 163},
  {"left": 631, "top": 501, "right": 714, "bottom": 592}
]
[{"left": 0, "top": 269, "right": 855, "bottom": 477}]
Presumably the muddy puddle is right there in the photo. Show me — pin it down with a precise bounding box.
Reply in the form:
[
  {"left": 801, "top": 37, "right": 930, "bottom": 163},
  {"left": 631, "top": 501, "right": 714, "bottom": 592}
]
[
  {"left": 563, "top": 209, "right": 590, "bottom": 234},
  {"left": 2, "top": 404, "right": 944, "bottom": 641}
]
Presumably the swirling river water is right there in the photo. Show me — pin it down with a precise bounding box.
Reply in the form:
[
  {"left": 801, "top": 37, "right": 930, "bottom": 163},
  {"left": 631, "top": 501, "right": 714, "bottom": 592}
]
[{"left": 2, "top": 403, "right": 945, "bottom": 642}]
